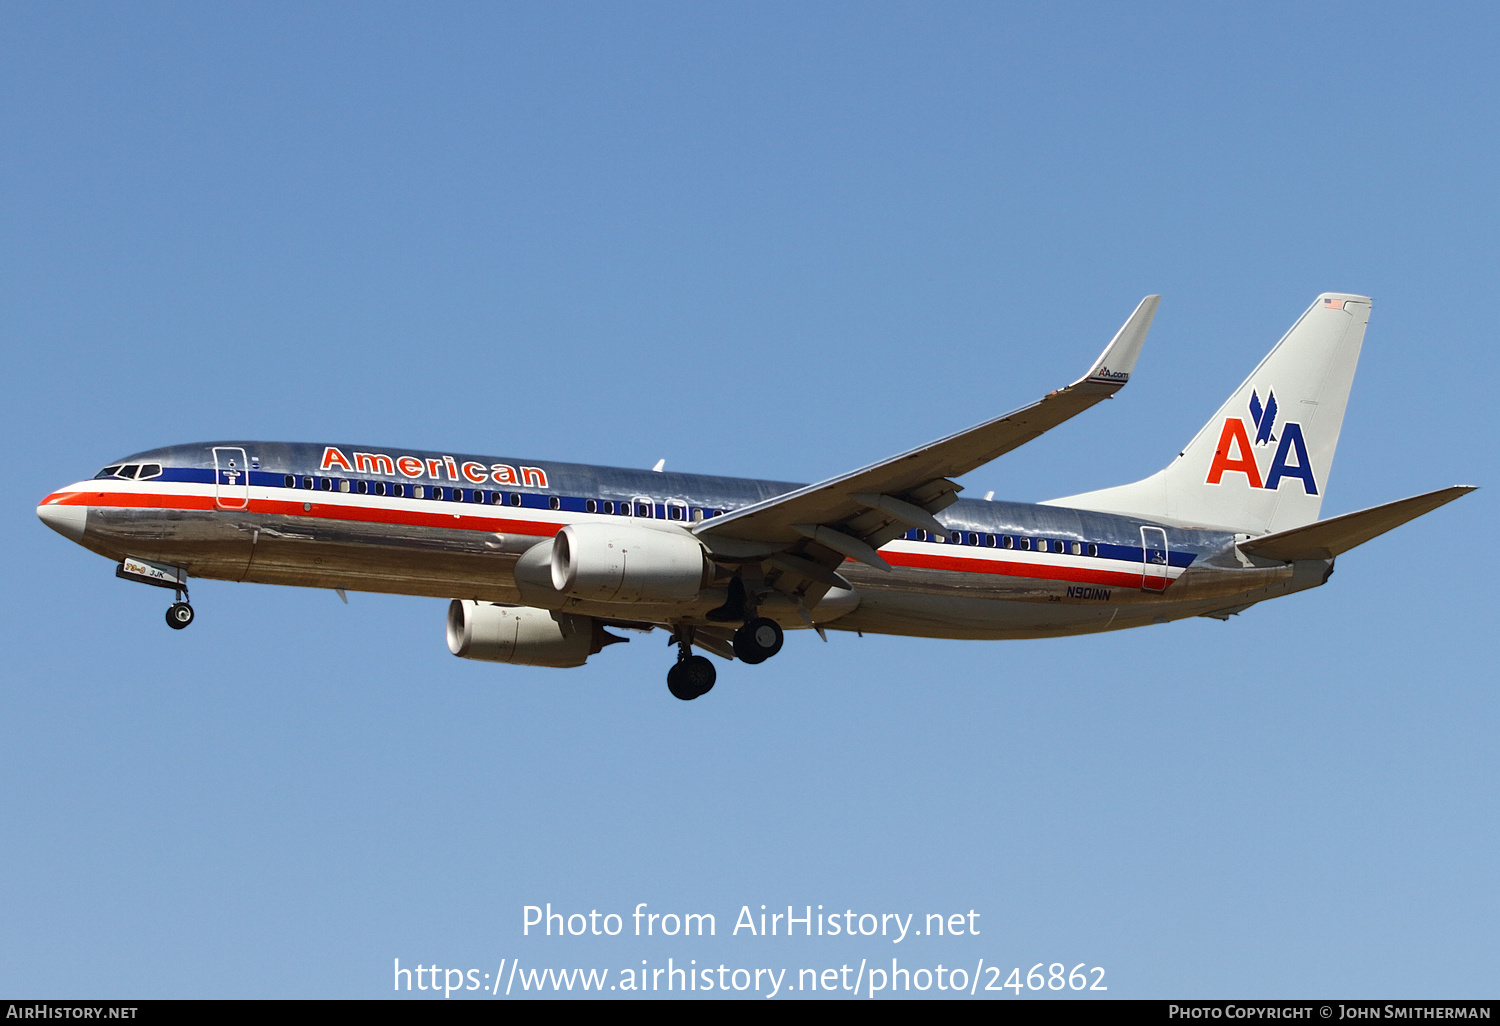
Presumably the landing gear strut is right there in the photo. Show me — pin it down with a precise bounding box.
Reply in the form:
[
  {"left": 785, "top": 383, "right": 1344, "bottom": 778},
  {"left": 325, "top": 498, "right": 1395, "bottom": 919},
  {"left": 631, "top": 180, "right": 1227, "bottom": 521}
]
[
  {"left": 117, "top": 558, "right": 195, "bottom": 630},
  {"left": 667, "top": 631, "right": 716, "bottom": 701},
  {"left": 733, "top": 617, "right": 783, "bottom": 664}
]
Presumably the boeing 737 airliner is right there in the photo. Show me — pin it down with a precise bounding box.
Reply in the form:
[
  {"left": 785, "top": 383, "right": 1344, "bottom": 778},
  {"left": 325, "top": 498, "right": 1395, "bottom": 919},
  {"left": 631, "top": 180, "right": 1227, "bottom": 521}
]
[{"left": 37, "top": 294, "right": 1473, "bottom": 699}]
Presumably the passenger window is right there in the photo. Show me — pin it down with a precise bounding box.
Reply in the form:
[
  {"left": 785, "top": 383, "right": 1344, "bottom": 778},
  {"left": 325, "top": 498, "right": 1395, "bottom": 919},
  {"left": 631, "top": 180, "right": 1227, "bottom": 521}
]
[
  {"left": 586, "top": 499, "right": 597, "bottom": 513},
  {"left": 509, "top": 493, "right": 521, "bottom": 507},
  {"left": 433, "top": 487, "right": 444, "bottom": 500},
  {"left": 1087, "top": 543, "right": 1098, "bottom": 557},
  {"left": 285, "top": 475, "right": 295, "bottom": 487},
  {"left": 393, "top": 484, "right": 404, "bottom": 497},
  {"left": 320, "top": 478, "right": 332, "bottom": 491},
  {"left": 1071, "top": 541, "right": 1082, "bottom": 555},
  {"left": 984, "top": 534, "right": 995, "bottom": 547},
  {"left": 669, "top": 506, "right": 682, "bottom": 520},
  {"left": 1021, "top": 538, "right": 1032, "bottom": 550},
  {"left": 636, "top": 503, "right": 652, "bottom": 518},
  {"left": 302, "top": 477, "right": 312, "bottom": 489},
  {"left": 967, "top": 533, "right": 979, "bottom": 546},
  {"left": 339, "top": 480, "right": 351, "bottom": 493},
  {"left": 357, "top": 481, "right": 368, "bottom": 494},
  {"left": 1003, "top": 536, "right": 1014, "bottom": 549},
  {"left": 549, "top": 496, "right": 561, "bottom": 511},
  {"left": 412, "top": 486, "right": 423, "bottom": 498},
  {"left": 691, "top": 508, "right": 704, "bottom": 522}
]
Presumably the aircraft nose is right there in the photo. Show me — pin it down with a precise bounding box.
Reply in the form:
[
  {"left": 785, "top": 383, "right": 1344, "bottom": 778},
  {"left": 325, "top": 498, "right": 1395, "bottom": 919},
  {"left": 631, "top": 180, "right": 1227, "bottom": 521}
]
[{"left": 37, "top": 499, "right": 88, "bottom": 543}]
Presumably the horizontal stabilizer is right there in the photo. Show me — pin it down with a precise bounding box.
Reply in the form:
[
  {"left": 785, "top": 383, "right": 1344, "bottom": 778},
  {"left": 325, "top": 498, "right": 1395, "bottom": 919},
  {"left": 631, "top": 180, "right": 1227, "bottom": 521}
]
[{"left": 1239, "top": 486, "right": 1476, "bottom": 561}]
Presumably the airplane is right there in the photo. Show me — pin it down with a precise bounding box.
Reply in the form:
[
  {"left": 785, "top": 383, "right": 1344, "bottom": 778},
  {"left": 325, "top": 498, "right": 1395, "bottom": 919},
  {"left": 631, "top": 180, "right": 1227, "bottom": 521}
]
[{"left": 37, "top": 293, "right": 1474, "bottom": 700}]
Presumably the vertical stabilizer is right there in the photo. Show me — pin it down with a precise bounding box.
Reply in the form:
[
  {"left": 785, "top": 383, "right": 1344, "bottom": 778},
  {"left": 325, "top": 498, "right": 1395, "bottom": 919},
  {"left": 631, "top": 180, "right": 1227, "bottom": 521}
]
[{"left": 1043, "top": 293, "right": 1371, "bottom": 534}]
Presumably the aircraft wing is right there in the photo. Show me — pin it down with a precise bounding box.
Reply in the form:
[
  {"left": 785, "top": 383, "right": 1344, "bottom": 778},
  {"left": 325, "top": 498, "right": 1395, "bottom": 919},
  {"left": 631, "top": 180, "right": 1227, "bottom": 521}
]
[{"left": 694, "top": 295, "right": 1160, "bottom": 572}]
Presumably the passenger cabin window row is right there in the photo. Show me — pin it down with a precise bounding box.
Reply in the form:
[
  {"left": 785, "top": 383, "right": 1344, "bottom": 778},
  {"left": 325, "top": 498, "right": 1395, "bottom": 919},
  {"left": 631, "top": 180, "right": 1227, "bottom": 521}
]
[
  {"left": 904, "top": 528, "right": 1098, "bottom": 558},
  {"left": 275, "top": 474, "right": 728, "bottom": 521}
]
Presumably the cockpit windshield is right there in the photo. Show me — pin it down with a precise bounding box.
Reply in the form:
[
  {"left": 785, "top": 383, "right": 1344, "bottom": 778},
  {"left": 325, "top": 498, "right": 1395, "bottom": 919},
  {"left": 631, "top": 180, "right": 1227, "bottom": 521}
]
[{"left": 95, "top": 463, "right": 163, "bottom": 480}]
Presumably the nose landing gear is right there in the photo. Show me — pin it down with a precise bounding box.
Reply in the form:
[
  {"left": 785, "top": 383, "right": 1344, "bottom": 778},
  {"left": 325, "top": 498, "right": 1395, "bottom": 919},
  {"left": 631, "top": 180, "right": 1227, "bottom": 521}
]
[
  {"left": 166, "top": 601, "right": 195, "bottom": 629},
  {"left": 115, "top": 557, "right": 195, "bottom": 630}
]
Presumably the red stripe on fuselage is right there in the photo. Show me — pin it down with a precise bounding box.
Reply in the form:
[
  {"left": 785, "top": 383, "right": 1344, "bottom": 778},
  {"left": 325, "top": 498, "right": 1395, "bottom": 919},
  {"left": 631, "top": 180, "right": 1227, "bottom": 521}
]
[
  {"left": 882, "top": 549, "right": 1157, "bottom": 589},
  {"left": 45, "top": 489, "right": 216, "bottom": 511},
  {"left": 48, "top": 489, "right": 566, "bottom": 537},
  {"left": 50, "top": 490, "right": 1169, "bottom": 590},
  {"left": 251, "top": 495, "right": 565, "bottom": 536}
]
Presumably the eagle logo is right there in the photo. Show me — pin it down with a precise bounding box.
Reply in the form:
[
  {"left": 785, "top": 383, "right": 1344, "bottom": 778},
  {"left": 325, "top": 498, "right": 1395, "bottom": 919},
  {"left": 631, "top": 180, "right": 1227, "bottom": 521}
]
[{"left": 1248, "top": 390, "right": 1277, "bottom": 445}]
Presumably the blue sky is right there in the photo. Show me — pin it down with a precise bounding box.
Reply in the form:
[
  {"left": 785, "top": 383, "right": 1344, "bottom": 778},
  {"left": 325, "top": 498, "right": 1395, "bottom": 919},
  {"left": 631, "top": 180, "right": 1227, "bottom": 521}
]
[{"left": 2, "top": 2, "right": 1495, "bottom": 998}]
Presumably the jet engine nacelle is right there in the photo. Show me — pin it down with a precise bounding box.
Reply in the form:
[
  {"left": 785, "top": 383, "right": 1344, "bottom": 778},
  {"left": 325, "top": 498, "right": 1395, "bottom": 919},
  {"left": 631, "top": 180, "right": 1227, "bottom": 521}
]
[
  {"left": 445, "top": 600, "right": 623, "bottom": 668},
  {"left": 549, "top": 523, "right": 709, "bottom": 603}
]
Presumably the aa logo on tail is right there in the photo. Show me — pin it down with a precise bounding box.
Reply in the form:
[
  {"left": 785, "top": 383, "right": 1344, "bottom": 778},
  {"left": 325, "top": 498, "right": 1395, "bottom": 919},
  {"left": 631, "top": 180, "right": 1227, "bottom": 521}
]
[{"left": 1206, "top": 389, "right": 1318, "bottom": 494}]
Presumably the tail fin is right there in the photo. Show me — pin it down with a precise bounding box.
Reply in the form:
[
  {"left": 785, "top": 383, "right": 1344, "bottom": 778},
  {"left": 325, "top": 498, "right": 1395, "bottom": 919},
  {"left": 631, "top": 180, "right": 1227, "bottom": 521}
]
[{"left": 1043, "top": 293, "right": 1371, "bottom": 534}]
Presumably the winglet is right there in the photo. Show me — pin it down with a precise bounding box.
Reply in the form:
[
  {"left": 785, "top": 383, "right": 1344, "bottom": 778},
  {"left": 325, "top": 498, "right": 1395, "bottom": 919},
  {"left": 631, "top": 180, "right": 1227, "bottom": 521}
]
[{"left": 1083, "top": 294, "right": 1159, "bottom": 385}]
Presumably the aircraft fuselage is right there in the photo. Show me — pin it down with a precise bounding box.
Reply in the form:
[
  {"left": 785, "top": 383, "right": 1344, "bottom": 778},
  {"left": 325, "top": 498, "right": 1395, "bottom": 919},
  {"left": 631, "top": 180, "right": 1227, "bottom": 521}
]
[{"left": 40, "top": 440, "right": 1323, "bottom": 641}]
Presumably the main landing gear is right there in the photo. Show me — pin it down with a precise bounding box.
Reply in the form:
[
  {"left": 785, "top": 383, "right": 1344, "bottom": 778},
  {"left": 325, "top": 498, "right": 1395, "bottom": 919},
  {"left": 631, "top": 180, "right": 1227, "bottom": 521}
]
[
  {"left": 667, "top": 633, "right": 716, "bottom": 701},
  {"left": 665, "top": 617, "right": 788, "bottom": 700},
  {"left": 732, "top": 617, "right": 783, "bottom": 664}
]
